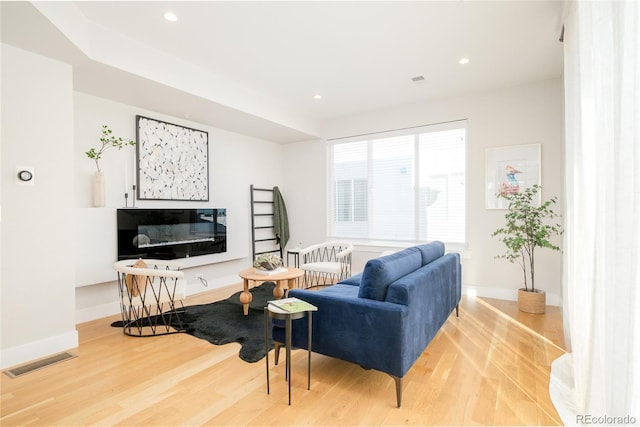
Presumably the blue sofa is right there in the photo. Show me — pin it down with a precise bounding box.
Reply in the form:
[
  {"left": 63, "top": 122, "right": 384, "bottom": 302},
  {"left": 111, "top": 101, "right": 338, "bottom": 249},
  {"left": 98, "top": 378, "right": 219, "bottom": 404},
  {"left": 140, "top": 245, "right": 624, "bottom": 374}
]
[{"left": 272, "top": 241, "right": 461, "bottom": 407}]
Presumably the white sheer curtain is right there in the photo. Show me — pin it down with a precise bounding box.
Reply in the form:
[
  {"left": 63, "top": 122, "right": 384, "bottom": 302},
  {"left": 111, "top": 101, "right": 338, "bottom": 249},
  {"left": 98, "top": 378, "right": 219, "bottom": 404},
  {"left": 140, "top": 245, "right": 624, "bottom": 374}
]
[{"left": 550, "top": 1, "right": 640, "bottom": 423}]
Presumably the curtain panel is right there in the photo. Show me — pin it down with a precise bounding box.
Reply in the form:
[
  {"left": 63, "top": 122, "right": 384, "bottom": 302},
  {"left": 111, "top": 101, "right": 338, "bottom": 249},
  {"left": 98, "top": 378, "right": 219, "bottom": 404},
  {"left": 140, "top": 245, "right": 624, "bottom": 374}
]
[{"left": 550, "top": 1, "right": 640, "bottom": 424}]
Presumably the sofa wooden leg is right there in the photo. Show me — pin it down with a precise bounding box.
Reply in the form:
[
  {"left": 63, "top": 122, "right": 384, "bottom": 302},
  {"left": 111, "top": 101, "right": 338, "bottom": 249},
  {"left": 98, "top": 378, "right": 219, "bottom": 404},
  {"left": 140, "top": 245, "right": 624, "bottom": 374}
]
[
  {"left": 390, "top": 374, "right": 402, "bottom": 408},
  {"left": 274, "top": 342, "right": 282, "bottom": 365},
  {"left": 456, "top": 304, "right": 459, "bottom": 317}
]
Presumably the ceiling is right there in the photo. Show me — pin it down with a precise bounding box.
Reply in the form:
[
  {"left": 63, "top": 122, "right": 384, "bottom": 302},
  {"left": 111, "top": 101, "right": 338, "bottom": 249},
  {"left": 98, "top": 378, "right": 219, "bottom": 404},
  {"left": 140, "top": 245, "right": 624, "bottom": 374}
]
[{"left": 1, "top": 1, "right": 564, "bottom": 143}]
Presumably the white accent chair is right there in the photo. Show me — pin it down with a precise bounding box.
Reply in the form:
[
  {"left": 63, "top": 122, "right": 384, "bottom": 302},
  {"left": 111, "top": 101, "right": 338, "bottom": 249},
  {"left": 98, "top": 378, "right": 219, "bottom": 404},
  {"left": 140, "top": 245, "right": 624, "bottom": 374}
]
[
  {"left": 299, "top": 241, "right": 354, "bottom": 287},
  {"left": 114, "top": 259, "right": 187, "bottom": 336}
]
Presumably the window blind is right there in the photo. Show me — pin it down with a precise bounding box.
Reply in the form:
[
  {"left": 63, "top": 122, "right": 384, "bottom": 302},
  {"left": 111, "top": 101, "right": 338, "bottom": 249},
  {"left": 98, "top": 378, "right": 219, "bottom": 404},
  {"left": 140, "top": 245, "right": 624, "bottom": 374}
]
[{"left": 329, "top": 120, "right": 466, "bottom": 245}]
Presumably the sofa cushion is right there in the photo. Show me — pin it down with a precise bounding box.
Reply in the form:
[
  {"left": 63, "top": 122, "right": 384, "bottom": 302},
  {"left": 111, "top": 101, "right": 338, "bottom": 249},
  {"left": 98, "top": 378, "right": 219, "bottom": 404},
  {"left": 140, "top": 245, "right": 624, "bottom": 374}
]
[
  {"left": 358, "top": 247, "right": 422, "bottom": 301},
  {"left": 416, "top": 241, "right": 445, "bottom": 265},
  {"left": 338, "top": 272, "right": 362, "bottom": 287},
  {"left": 317, "top": 283, "right": 361, "bottom": 298},
  {"left": 385, "top": 255, "right": 457, "bottom": 307},
  {"left": 300, "top": 261, "right": 341, "bottom": 274}
]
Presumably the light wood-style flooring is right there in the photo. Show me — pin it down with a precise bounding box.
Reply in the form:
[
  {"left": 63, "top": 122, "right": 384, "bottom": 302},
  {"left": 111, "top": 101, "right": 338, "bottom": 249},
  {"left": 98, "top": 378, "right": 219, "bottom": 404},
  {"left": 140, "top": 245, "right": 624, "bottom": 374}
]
[
  {"left": 480, "top": 297, "right": 565, "bottom": 351},
  {"left": 1, "top": 285, "right": 564, "bottom": 426}
]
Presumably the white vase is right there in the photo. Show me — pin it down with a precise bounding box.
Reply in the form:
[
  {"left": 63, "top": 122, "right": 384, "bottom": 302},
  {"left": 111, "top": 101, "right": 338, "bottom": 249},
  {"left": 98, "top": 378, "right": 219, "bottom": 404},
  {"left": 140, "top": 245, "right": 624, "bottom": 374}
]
[{"left": 93, "top": 171, "right": 105, "bottom": 207}]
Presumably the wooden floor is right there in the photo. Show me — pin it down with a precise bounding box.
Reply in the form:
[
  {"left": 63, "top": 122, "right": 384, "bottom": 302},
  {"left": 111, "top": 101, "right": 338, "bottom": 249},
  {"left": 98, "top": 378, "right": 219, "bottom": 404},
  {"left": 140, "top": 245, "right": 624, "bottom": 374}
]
[
  {"left": 480, "top": 297, "right": 565, "bottom": 351},
  {"left": 1, "top": 286, "right": 564, "bottom": 426}
]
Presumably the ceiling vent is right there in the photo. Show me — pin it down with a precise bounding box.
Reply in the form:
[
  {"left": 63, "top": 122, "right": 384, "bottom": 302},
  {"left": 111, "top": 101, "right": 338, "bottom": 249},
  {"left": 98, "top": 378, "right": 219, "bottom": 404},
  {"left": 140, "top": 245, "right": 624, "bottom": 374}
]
[{"left": 411, "top": 75, "right": 425, "bottom": 82}]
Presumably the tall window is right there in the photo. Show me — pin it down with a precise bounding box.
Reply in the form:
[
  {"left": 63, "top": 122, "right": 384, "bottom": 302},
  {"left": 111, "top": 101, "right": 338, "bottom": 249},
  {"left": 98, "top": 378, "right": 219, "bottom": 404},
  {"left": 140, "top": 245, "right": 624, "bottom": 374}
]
[{"left": 329, "top": 120, "right": 466, "bottom": 245}]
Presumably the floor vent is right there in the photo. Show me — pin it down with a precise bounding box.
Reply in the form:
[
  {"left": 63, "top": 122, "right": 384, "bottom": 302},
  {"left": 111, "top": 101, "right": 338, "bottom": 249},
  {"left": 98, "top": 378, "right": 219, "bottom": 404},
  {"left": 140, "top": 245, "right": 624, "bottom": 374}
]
[{"left": 3, "top": 352, "right": 77, "bottom": 378}]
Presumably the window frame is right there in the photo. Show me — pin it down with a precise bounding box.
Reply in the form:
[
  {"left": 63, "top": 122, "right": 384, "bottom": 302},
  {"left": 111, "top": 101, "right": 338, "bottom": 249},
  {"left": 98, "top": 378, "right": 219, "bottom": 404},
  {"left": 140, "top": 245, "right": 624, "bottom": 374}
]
[{"left": 327, "top": 119, "right": 468, "bottom": 248}]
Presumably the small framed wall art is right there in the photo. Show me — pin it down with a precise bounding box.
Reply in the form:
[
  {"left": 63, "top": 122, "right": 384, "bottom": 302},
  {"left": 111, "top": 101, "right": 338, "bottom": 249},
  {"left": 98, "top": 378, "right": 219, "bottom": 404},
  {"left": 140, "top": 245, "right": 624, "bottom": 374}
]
[
  {"left": 136, "top": 115, "right": 209, "bottom": 201},
  {"left": 485, "top": 143, "right": 540, "bottom": 209}
]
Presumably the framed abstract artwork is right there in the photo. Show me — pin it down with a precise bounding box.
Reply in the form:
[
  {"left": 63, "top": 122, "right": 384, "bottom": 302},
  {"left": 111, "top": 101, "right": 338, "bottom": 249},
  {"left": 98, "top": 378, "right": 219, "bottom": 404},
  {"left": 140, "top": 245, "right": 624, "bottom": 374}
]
[
  {"left": 136, "top": 115, "right": 209, "bottom": 201},
  {"left": 485, "top": 144, "right": 540, "bottom": 209}
]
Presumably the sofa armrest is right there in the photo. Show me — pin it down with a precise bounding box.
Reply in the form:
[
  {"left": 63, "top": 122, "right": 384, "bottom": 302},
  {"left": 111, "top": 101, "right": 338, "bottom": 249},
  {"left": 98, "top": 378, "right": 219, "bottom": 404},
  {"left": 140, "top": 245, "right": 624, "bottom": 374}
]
[{"left": 274, "top": 287, "right": 410, "bottom": 377}]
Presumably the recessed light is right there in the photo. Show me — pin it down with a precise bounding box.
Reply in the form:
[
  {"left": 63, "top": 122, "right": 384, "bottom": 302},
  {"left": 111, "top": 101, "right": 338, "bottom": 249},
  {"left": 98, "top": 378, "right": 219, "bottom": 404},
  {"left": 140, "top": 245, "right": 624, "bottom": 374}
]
[
  {"left": 164, "top": 11, "right": 178, "bottom": 22},
  {"left": 458, "top": 57, "right": 470, "bottom": 65},
  {"left": 313, "top": 94, "right": 322, "bottom": 100}
]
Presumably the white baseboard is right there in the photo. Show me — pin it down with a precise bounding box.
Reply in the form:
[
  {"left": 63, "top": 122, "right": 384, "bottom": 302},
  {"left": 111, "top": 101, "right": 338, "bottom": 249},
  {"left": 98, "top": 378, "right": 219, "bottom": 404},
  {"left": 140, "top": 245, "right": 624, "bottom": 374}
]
[
  {"left": 75, "top": 274, "right": 241, "bottom": 324},
  {"left": 463, "top": 284, "right": 561, "bottom": 307},
  {"left": 1, "top": 330, "right": 79, "bottom": 370},
  {"left": 76, "top": 301, "right": 121, "bottom": 324}
]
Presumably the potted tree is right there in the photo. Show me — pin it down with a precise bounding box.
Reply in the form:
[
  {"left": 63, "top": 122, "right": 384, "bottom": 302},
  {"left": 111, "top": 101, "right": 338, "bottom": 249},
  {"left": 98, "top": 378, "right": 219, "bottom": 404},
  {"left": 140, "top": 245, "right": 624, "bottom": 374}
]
[
  {"left": 491, "top": 185, "right": 562, "bottom": 313},
  {"left": 85, "top": 125, "right": 135, "bottom": 207}
]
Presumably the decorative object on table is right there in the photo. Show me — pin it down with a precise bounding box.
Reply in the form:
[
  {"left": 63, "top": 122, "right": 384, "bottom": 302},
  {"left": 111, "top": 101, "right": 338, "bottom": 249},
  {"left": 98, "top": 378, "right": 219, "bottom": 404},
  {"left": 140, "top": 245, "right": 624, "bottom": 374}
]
[
  {"left": 253, "top": 253, "right": 283, "bottom": 271},
  {"left": 111, "top": 281, "right": 277, "bottom": 362},
  {"left": 485, "top": 144, "right": 540, "bottom": 209},
  {"left": 491, "top": 184, "right": 563, "bottom": 313},
  {"left": 85, "top": 124, "right": 136, "bottom": 207},
  {"left": 136, "top": 115, "right": 208, "bottom": 201},
  {"left": 253, "top": 267, "right": 288, "bottom": 276},
  {"left": 268, "top": 297, "right": 318, "bottom": 313}
]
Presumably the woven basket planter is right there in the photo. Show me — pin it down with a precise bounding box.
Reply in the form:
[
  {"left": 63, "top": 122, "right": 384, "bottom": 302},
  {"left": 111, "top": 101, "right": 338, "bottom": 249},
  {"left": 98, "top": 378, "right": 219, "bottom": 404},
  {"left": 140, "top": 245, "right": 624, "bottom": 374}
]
[{"left": 517, "top": 289, "right": 546, "bottom": 314}]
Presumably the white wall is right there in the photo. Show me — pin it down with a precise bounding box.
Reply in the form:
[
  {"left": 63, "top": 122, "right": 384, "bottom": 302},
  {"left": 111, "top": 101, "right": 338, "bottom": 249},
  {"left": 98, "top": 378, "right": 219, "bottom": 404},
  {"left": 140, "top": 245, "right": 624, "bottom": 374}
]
[
  {"left": 74, "top": 93, "right": 287, "bottom": 322},
  {"left": 284, "top": 78, "right": 565, "bottom": 304},
  {"left": 1, "top": 45, "right": 78, "bottom": 369},
  {"left": 282, "top": 139, "right": 327, "bottom": 250}
]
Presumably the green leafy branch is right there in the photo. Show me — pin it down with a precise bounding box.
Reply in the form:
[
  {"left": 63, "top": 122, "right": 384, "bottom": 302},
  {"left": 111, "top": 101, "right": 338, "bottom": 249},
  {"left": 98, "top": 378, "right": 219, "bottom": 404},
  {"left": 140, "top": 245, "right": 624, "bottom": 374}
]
[
  {"left": 491, "top": 185, "right": 563, "bottom": 292},
  {"left": 85, "top": 125, "right": 135, "bottom": 172}
]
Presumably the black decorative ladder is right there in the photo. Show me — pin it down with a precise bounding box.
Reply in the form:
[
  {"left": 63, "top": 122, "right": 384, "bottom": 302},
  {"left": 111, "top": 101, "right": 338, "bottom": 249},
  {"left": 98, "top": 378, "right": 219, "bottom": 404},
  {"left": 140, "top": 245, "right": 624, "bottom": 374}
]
[{"left": 250, "top": 185, "right": 283, "bottom": 261}]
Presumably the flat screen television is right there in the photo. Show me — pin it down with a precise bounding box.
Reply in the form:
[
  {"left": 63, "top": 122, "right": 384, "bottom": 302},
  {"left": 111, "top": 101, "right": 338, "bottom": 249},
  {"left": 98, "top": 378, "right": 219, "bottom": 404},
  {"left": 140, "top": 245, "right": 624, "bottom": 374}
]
[{"left": 117, "top": 208, "right": 226, "bottom": 260}]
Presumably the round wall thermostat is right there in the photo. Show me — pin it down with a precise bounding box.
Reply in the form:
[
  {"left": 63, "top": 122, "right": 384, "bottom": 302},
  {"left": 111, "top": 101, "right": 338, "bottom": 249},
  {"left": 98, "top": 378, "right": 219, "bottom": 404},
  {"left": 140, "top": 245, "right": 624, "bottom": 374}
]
[{"left": 18, "top": 170, "right": 33, "bottom": 182}]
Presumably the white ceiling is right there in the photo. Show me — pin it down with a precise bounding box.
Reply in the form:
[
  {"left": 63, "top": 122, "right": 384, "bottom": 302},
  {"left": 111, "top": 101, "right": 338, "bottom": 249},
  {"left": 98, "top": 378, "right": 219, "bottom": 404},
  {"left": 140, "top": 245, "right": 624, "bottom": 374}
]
[{"left": 1, "top": 1, "right": 564, "bottom": 143}]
